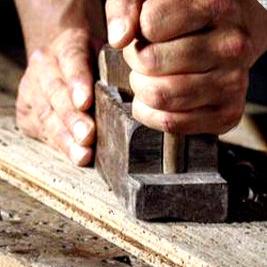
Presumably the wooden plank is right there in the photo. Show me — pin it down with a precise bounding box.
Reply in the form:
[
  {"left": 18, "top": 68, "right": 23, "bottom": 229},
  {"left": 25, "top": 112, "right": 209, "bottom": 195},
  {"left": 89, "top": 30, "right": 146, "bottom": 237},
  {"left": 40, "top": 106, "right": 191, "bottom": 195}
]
[
  {"left": 0, "top": 180, "right": 148, "bottom": 267},
  {"left": 0, "top": 92, "right": 266, "bottom": 267},
  {"left": 0, "top": 255, "right": 26, "bottom": 267}
]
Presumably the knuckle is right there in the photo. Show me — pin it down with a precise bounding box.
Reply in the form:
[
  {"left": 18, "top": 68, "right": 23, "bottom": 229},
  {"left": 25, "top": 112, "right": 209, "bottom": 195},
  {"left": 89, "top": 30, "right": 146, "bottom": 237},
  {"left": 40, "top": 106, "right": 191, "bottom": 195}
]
[
  {"left": 148, "top": 86, "right": 168, "bottom": 109},
  {"left": 61, "top": 43, "right": 87, "bottom": 60},
  {"left": 29, "top": 48, "right": 48, "bottom": 63},
  {"left": 74, "top": 29, "right": 89, "bottom": 44},
  {"left": 62, "top": 110, "right": 77, "bottom": 127},
  {"left": 58, "top": 29, "right": 88, "bottom": 60},
  {"left": 65, "top": 28, "right": 88, "bottom": 40},
  {"left": 48, "top": 78, "right": 65, "bottom": 100},
  {"left": 48, "top": 77, "right": 64, "bottom": 92},
  {"left": 53, "top": 28, "right": 88, "bottom": 50},
  {"left": 138, "top": 45, "right": 160, "bottom": 74},
  {"left": 160, "top": 113, "right": 177, "bottom": 134},
  {"left": 55, "top": 127, "right": 69, "bottom": 141},
  {"left": 221, "top": 30, "right": 250, "bottom": 59},
  {"left": 38, "top": 106, "right": 53, "bottom": 124}
]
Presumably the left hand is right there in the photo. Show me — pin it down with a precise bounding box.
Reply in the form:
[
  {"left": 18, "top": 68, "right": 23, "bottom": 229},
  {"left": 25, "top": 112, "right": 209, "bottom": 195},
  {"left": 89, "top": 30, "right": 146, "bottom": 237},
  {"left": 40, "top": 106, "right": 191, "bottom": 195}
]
[
  {"left": 106, "top": 0, "right": 267, "bottom": 134},
  {"left": 16, "top": 29, "right": 98, "bottom": 166}
]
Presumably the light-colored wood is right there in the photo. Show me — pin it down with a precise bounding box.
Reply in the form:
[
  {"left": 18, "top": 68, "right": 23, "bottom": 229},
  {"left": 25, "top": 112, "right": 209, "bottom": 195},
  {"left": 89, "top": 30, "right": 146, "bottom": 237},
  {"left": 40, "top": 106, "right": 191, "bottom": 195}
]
[
  {"left": 163, "top": 133, "right": 184, "bottom": 173},
  {"left": 0, "top": 179, "right": 148, "bottom": 267},
  {"left": 0, "top": 92, "right": 266, "bottom": 267},
  {"left": 0, "top": 254, "right": 27, "bottom": 267}
]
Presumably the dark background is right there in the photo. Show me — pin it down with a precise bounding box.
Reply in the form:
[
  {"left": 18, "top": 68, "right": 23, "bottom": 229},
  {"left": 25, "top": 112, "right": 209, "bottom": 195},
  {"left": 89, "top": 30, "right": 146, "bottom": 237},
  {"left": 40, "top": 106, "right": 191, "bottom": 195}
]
[
  {"left": 0, "top": 0, "right": 267, "bottom": 104},
  {"left": 0, "top": 0, "right": 24, "bottom": 51}
]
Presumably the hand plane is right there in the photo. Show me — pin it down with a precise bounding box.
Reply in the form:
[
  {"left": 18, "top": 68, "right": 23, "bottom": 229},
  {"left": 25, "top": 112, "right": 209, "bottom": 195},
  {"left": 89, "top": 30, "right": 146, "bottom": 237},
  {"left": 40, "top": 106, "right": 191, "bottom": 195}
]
[{"left": 95, "top": 45, "right": 228, "bottom": 222}]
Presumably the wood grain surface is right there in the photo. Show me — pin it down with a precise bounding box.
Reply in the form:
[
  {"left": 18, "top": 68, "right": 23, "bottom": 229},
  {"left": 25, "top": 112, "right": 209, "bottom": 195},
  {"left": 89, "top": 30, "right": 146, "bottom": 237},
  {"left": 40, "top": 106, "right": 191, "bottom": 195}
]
[
  {"left": 0, "top": 180, "right": 148, "bottom": 267},
  {"left": 0, "top": 92, "right": 266, "bottom": 267}
]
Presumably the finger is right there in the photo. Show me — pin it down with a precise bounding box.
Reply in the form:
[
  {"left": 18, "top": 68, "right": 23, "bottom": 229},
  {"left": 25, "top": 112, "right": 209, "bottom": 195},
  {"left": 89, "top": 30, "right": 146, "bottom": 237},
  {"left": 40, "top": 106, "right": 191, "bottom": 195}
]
[
  {"left": 53, "top": 29, "right": 94, "bottom": 110},
  {"left": 129, "top": 71, "right": 220, "bottom": 112},
  {"left": 42, "top": 111, "right": 93, "bottom": 166},
  {"left": 124, "top": 26, "right": 250, "bottom": 76},
  {"left": 32, "top": 50, "right": 95, "bottom": 146},
  {"left": 105, "top": 0, "right": 143, "bottom": 48},
  {"left": 132, "top": 96, "right": 244, "bottom": 135},
  {"left": 44, "top": 78, "right": 95, "bottom": 147},
  {"left": 123, "top": 35, "right": 215, "bottom": 76},
  {"left": 130, "top": 68, "right": 248, "bottom": 112},
  {"left": 140, "top": 0, "right": 211, "bottom": 42}
]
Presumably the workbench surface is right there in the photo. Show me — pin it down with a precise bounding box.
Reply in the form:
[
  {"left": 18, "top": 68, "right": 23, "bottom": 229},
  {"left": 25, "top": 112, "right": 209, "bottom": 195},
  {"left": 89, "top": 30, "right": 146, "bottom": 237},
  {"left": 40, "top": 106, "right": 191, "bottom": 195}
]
[{"left": 0, "top": 180, "right": 147, "bottom": 267}]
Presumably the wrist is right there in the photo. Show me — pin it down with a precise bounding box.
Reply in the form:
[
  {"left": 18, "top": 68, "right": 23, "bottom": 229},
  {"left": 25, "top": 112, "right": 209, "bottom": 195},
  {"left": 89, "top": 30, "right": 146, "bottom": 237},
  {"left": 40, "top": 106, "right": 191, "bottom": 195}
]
[{"left": 15, "top": 0, "right": 106, "bottom": 59}]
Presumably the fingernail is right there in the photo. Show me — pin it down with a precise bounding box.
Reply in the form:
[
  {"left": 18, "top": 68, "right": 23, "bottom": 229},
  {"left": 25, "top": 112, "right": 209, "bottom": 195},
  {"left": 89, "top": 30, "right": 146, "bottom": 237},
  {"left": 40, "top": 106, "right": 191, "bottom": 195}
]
[
  {"left": 72, "top": 81, "right": 89, "bottom": 109},
  {"left": 70, "top": 142, "right": 92, "bottom": 166},
  {"left": 108, "top": 19, "right": 127, "bottom": 45},
  {"left": 73, "top": 121, "right": 90, "bottom": 144}
]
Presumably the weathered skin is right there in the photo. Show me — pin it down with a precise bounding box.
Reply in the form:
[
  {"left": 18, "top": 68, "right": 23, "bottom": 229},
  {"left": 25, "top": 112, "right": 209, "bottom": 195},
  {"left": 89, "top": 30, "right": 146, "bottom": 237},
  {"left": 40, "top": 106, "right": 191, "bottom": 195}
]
[
  {"left": 15, "top": 0, "right": 267, "bottom": 165},
  {"left": 15, "top": 0, "right": 106, "bottom": 166},
  {"left": 106, "top": 0, "right": 267, "bottom": 134}
]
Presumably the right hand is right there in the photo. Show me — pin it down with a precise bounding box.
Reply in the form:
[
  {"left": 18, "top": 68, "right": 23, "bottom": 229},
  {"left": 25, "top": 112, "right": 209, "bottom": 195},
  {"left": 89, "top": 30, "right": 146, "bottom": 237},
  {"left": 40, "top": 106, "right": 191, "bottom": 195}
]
[
  {"left": 105, "top": 0, "right": 267, "bottom": 135},
  {"left": 16, "top": 29, "right": 98, "bottom": 166}
]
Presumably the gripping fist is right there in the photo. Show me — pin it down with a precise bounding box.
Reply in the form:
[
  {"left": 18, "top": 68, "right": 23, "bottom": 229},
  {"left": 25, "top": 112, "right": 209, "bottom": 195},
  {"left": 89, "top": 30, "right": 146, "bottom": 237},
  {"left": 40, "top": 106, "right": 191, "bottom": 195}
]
[{"left": 106, "top": 0, "right": 267, "bottom": 134}]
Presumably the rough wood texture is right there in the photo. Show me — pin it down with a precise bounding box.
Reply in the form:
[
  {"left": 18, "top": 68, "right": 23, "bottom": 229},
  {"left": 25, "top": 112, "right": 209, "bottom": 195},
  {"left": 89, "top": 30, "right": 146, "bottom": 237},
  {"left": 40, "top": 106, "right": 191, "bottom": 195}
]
[
  {"left": 98, "top": 45, "right": 132, "bottom": 96},
  {"left": 0, "top": 92, "right": 266, "bottom": 267},
  {"left": 0, "top": 180, "right": 148, "bottom": 267}
]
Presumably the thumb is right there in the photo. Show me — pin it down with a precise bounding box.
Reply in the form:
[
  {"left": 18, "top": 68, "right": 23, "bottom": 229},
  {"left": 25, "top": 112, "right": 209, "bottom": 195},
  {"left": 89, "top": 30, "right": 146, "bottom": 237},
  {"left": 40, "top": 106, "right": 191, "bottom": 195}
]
[{"left": 105, "top": 0, "right": 143, "bottom": 48}]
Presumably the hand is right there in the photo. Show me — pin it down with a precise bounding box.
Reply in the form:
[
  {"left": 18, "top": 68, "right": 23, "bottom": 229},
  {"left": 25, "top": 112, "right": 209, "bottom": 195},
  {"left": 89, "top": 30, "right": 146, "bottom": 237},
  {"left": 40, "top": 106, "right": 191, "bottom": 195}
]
[
  {"left": 16, "top": 29, "right": 98, "bottom": 166},
  {"left": 106, "top": 0, "right": 267, "bottom": 134}
]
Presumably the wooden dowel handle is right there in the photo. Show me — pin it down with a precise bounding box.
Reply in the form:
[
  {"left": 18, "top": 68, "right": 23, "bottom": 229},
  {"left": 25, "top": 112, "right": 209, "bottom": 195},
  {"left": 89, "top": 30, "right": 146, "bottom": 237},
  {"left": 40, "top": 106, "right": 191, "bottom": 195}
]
[{"left": 163, "top": 133, "right": 185, "bottom": 174}]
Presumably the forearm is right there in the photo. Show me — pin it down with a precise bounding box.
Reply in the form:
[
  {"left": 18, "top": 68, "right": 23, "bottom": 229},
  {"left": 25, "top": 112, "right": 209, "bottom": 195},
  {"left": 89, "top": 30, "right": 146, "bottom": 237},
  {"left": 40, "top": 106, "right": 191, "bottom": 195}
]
[{"left": 14, "top": 0, "right": 106, "bottom": 58}]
